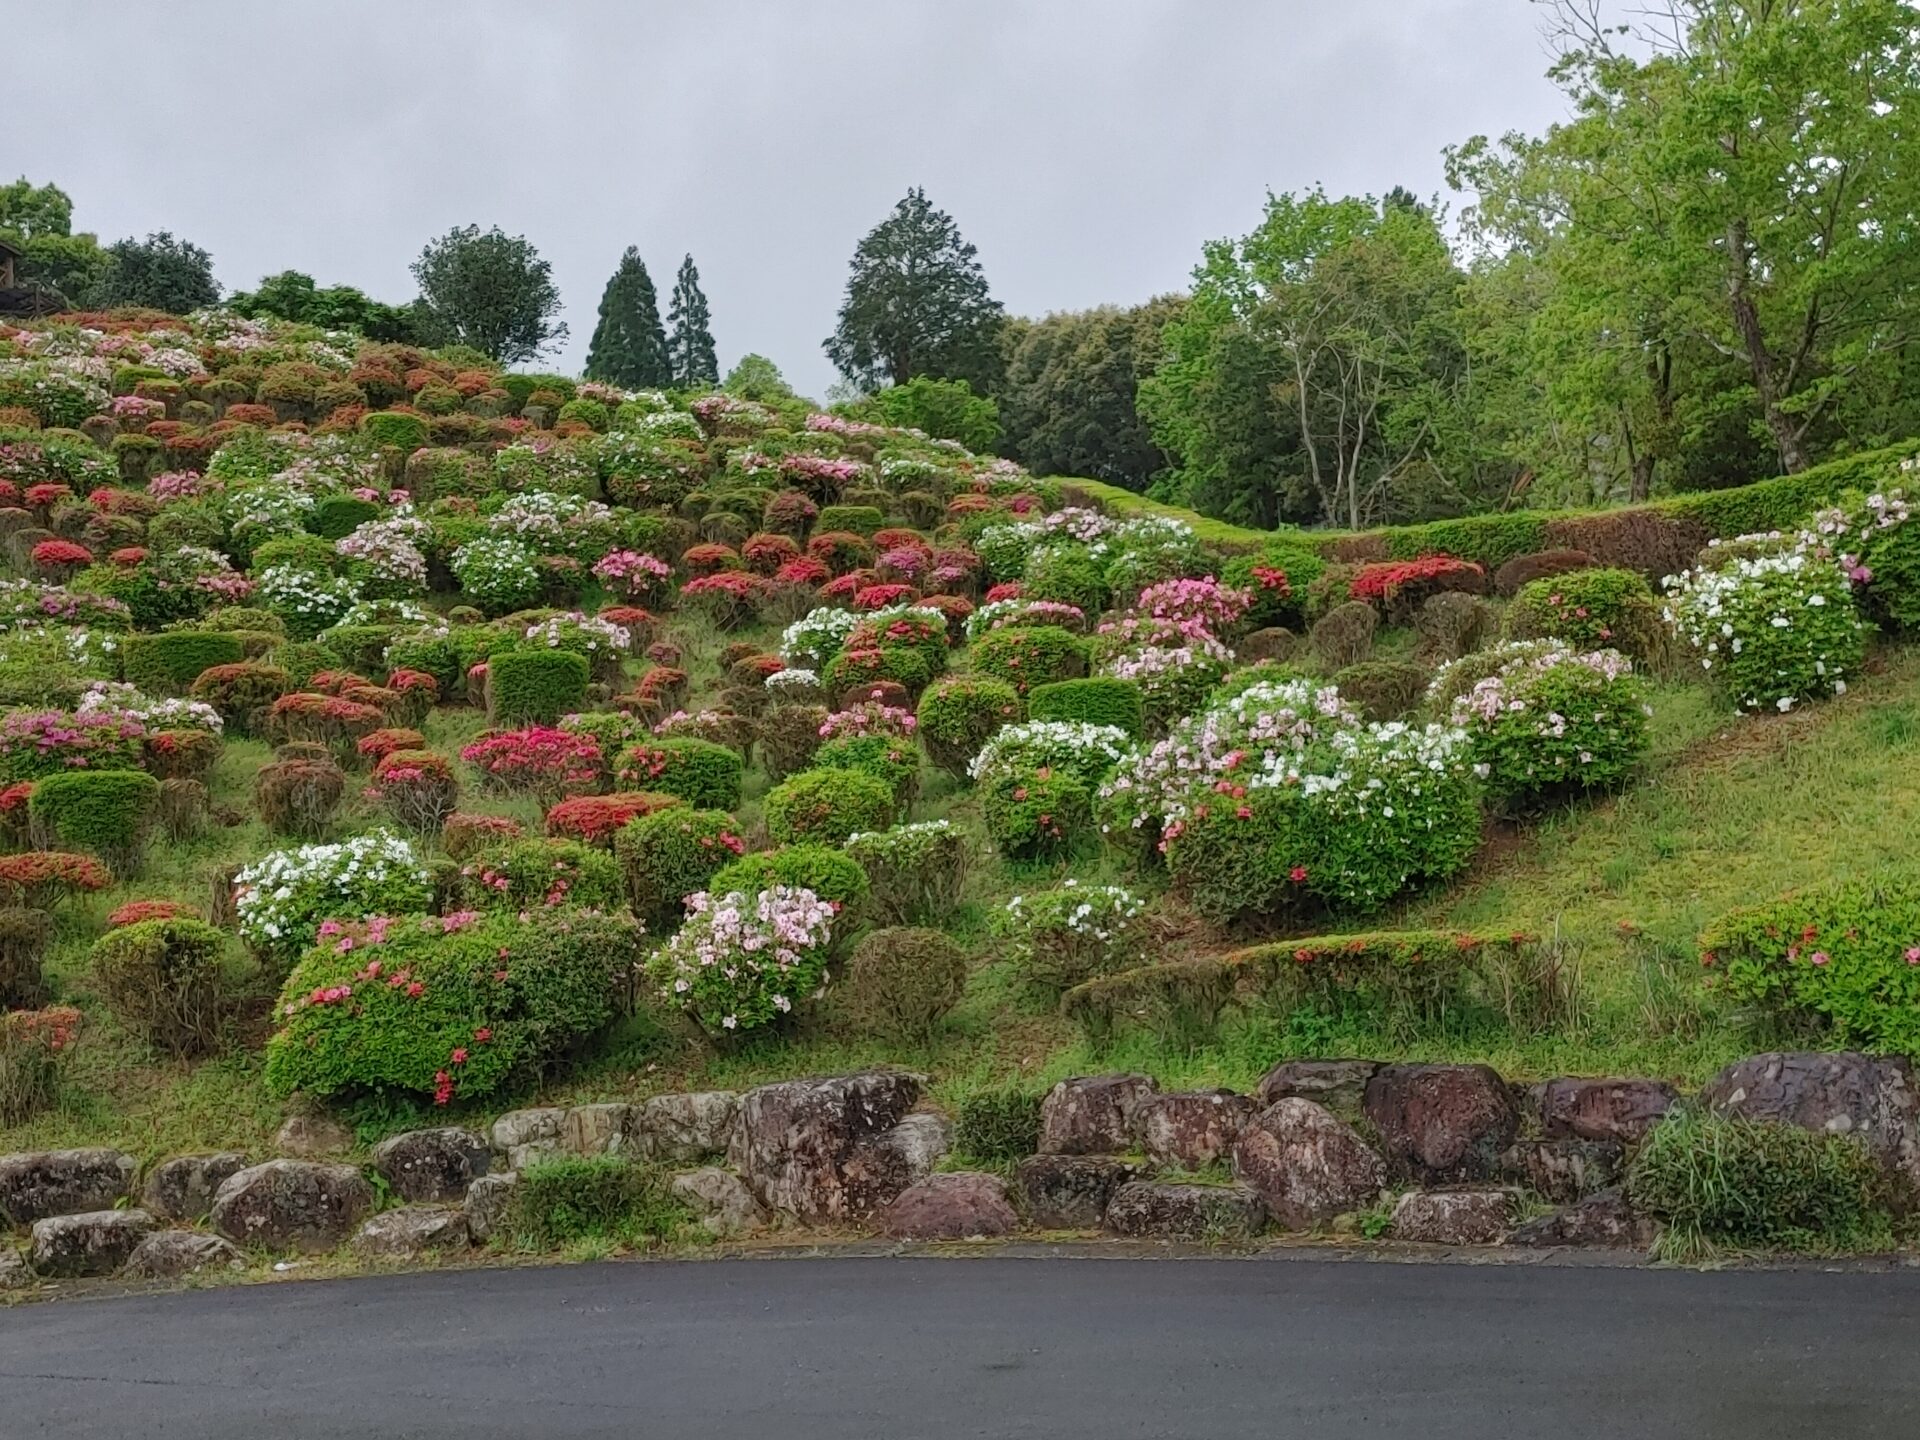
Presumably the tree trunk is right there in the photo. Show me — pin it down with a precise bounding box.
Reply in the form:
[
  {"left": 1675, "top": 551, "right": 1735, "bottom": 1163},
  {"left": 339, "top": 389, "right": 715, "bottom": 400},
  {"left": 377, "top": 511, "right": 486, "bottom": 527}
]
[{"left": 1725, "top": 222, "right": 1810, "bottom": 474}]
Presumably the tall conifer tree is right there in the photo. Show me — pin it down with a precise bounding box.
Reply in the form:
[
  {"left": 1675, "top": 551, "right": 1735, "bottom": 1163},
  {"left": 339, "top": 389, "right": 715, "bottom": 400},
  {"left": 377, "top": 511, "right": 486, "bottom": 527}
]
[
  {"left": 584, "top": 247, "right": 670, "bottom": 387},
  {"left": 667, "top": 254, "right": 719, "bottom": 388}
]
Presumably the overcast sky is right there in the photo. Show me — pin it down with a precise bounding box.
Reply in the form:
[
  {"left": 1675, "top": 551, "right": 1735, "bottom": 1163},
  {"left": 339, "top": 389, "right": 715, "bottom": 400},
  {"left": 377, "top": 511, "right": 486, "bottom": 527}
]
[{"left": 8, "top": 1, "right": 1570, "bottom": 398}]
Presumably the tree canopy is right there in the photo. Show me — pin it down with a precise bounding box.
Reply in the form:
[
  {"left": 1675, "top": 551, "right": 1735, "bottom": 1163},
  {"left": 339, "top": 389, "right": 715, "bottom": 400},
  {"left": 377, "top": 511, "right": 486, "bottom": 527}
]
[
  {"left": 667, "top": 254, "right": 719, "bottom": 389},
  {"left": 228, "top": 269, "right": 434, "bottom": 343},
  {"left": 91, "top": 232, "right": 220, "bottom": 314},
  {"left": 584, "top": 247, "right": 670, "bottom": 388},
  {"left": 411, "top": 224, "right": 567, "bottom": 365},
  {"left": 824, "top": 187, "right": 1004, "bottom": 394}
]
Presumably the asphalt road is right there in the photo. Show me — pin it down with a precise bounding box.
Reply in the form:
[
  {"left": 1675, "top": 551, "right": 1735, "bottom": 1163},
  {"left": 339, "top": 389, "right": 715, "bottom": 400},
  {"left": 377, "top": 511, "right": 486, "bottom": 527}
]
[{"left": 3, "top": 1254, "right": 1918, "bottom": 1439}]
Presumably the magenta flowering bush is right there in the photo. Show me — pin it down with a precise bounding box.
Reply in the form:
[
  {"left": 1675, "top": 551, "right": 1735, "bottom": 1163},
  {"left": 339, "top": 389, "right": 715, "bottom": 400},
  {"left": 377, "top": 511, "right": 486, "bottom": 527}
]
[
  {"left": 591, "top": 550, "right": 674, "bottom": 605},
  {"left": 1134, "top": 576, "right": 1253, "bottom": 634},
  {"left": 818, "top": 701, "right": 917, "bottom": 741},
  {"left": 646, "top": 885, "right": 837, "bottom": 1035},
  {"left": 0, "top": 707, "right": 147, "bottom": 781}
]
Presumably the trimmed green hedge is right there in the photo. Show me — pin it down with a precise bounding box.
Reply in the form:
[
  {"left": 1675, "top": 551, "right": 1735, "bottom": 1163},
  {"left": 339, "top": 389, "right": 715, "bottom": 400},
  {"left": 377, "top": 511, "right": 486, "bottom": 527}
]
[
  {"left": 124, "top": 632, "right": 246, "bottom": 696},
  {"left": 488, "top": 649, "right": 590, "bottom": 726},
  {"left": 1028, "top": 677, "right": 1145, "bottom": 737},
  {"left": 28, "top": 769, "right": 161, "bottom": 876}
]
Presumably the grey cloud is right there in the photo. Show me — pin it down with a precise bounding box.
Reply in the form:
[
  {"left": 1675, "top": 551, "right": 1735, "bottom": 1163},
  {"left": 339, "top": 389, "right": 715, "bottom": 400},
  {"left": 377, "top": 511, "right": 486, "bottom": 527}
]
[{"left": 7, "top": 0, "right": 1566, "bottom": 397}]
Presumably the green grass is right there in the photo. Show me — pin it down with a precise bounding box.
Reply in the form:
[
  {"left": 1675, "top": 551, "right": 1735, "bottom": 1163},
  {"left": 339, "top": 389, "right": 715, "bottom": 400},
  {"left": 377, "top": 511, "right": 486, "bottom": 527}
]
[{"left": 11, "top": 595, "right": 1920, "bottom": 1163}]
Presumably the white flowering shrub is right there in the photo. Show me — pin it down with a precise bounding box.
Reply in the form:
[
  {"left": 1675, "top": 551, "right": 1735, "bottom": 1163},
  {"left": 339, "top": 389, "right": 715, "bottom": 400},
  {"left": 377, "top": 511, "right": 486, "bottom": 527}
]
[
  {"left": 996, "top": 881, "right": 1147, "bottom": 993},
  {"left": 780, "top": 607, "right": 862, "bottom": 669},
  {"left": 234, "top": 830, "right": 434, "bottom": 961},
  {"left": 646, "top": 886, "right": 836, "bottom": 1035},
  {"left": 256, "top": 564, "right": 362, "bottom": 639},
  {"left": 966, "top": 720, "right": 1133, "bottom": 788},
  {"left": 1164, "top": 721, "right": 1483, "bottom": 921},
  {"left": 76, "top": 681, "right": 223, "bottom": 734},
  {"left": 976, "top": 520, "right": 1049, "bottom": 582},
  {"left": 336, "top": 516, "right": 431, "bottom": 598},
  {"left": 1449, "top": 647, "right": 1648, "bottom": 806},
  {"left": 1663, "top": 542, "right": 1868, "bottom": 711},
  {"left": 450, "top": 537, "right": 544, "bottom": 615}
]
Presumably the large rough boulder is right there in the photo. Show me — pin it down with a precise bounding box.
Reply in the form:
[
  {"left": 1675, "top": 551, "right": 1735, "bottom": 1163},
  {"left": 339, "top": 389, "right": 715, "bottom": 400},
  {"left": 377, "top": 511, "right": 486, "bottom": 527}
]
[
  {"left": 1232, "top": 1098, "right": 1387, "bottom": 1228},
  {"left": 274, "top": 1113, "right": 353, "bottom": 1159},
  {"left": 463, "top": 1172, "right": 519, "bottom": 1245},
  {"left": 1500, "top": 1139, "right": 1624, "bottom": 1205},
  {"left": 727, "top": 1071, "right": 925, "bottom": 1222},
  {"left": 1255, "top": 1060, "right": 1380, "bottom": 1123},
  {"left": 1103, "top": 1181, "right": 1266, "bottom": 1241},
  {"left": 1539, "top": 1078, "right": 1677, "bottom": 1144},
  {"left": 1363, "top": 1064, "right": 1518, "bottom": 1183},
  {"left": 351, "top": 1206, "right": 470, "bottom": 1259},
  {"left": 125, "top": 1231, "right": 246, "bottom": 1280},
  {"left": 878, "top": 1172, "right": 1019, "bottom": 1241},
  {"left": 1699, "top": 1052, "right": 1920, "bottom": 1192},
  {"left": 1038, "top": 1074, "right": 1159, "bottom": 1156},
  {"left": 1507, "top": 1188, "right": 1657, "bottom": 1250},
  {"left": 561, "top": 1104, "right": 635, "bottom": 1158},
  {"left": 1015, "top": 1155, "right": 1142, "bottom": 1230},
  {"left": 29, "top": 1209, "right": 156, "bottom": 1278},
  {"left": 491, "top": 1108, "right": 567, "bottom": 1171},
  {"left": 372, "top": 1128, "right": 491, "bottom": 1203},
  {"left": 839, "top": 1113, "right": 950, "bottom": 1217},
  {"left": 210, "top": 1160, "right": 375, "bottom": 1253},
  {"left": 671, "top": 1168, "right": 767, "bottom": 1239},
  {"left": 143, "top": 1153, "right": 250, "bottom": 1222},
  {"left": 0, "top": 1246, "right": 29, "bottom": 1289},
  {"left": 634, "top": 1092, "right": 739, "bottom": 1163},
  {"left": 0, "top": 1149, "right": 137, "bottom": 1226},
  {"left": 1134, "top": 1090, "right": 1257, "bottom": 1170},
  {"left": 1389, "top": 1189, "right": 1514, "bottom": 1246}
]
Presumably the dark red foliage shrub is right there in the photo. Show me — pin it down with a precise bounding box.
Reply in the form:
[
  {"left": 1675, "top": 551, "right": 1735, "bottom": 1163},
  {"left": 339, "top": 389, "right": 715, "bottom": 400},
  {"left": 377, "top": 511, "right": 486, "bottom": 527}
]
[
  {"left": 441, "top": 812, "right": 525, "bottom": 862},
  {"left": 773, "top": 556, "right": 831, "bottom": 587},
  {"left": 682, "top": 543, "right": 742, "bottom": 579},
  {"left": 741, "top": 532, "right": 802, "bottom": 575},
  {"left": 680, "top": 572, "right": 771, "bottom": 629},
  {"left": 0, "top": 851, "right": 112, "bottom": 907},
  {"left": 107, "top": 898, "right": 195, "bottom": 928},
  {"left": 807, "top": 531, "right": 874, "bottom": 574},
  {"left": 255, "top": 758, "right": 346, "bottom": 838},
  {"left": 356, "top": 727, "right": 428, "bottom": 762}
]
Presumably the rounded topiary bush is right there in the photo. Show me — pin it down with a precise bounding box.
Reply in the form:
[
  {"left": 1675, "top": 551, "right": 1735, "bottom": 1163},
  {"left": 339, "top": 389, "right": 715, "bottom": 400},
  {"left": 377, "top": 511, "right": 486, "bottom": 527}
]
[
  {"left": 836, "top": 927, "right": 968, "bottom": 1041},
  {"left": 822, "top": 645, "right": 931, "bottom": 701},
  {"left": 234, "top": 830, "right": 434, "bottom": 965},
  {"left": 708, "top": 844, "right": 871, "bottom": 917},
  {"left": 1331, "top": 661, "right": 1429, "bottom": 722},
  {"left": 758, "top": 703, "right": 830, "bottom": 782},
  {"left": 764, "top": 768, "right": 896, "bottom": 847},
  {"left": 1507, "top": 567, "right": 1668, "bottom": 667},
  {"left": 614, "top": 807, "right": 748, "bottom": 928},
  {"left": 28, "top": 769, "right": 161, "bottom": 877},
  {"left": 916, "top": 675, "right": 1022, "bottom": 780},
  {"left": 968, "top": 625, "right": 1088, "bottom": 698},
  {"left": 1023, "top": 548, "right": 1109, "bottom": 614},
  {"left": 1449, "top": 646, "right": 1648, "bottom": 809},
  {"left": 811, "top": 732, "right": 921, "bottom": 807},
  {"left": 982, "top": 765, "right": 1094, "bottom": 861},
  {"left": 124, "top": 632, "right": 246, "bottom": 696},
  {"left": 614, "top": 737, "right": 743, "bottom": 810},
  {"left": 264, "top": 910, "right": 634, "bottom": 1105},
  {"left": 844, "top": 819, "right": 970, "bottom": 926},
  {"left": 462, "top": 835, "right": 624, "bottom": 912},
  {"left": 487, "top": 648, "right": 591, "bottom": 727},
  {"left": 1027, "top": 677, "right": 1145, "bottom": 737},
  {"left": 995, "top": 883, "right": 1147, "bottom": 995},
  {"left": 1664, "top": 546, "right": 1867, "bottom": 712},
  {"left": 1308, "top": 601, "right": 1378, "bottom": 672},
  {"left": 0, "top": 906, "right": 52, "bottom": 1008},
  {"left": 254, "top": 757, "right": 346, "bottom": 839},
  {"left": 90, "top": 917, "right": 228, "bottom": 1058}
]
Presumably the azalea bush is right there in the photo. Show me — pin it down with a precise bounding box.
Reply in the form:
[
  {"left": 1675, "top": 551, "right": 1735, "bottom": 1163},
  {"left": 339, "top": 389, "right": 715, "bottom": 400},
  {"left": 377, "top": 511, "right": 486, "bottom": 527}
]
[
  {"left": 462, "top": 836, "right": 624, "bottom": 912},
  {"left": 765, "top": 767, "right": 896, "bottom": 846},
  {"left": 997, "top": 882, "right": 1147, "bottom": 994},
  {"left": 844, "top": 819, "right": 971, "bottom": 925},
  {"left": 966, "top": 719, "right": 1132, "bottom": 789},
  {"left": 968, "top": 625, "right": 1088, "bottom": 697},
  {"left": 1164, "top": 722, "right": 1483, "bottom": 923},
  {"left": 781, "top": 606, "right": 863, "bottom": 670},
  {"left": 461, "top": 726, "right": 603, "bottom": 804},
  {"left": 450, "top": 536, "right": 544, "bottom": 615},
  {"left": 613, "top": 806, "right": 746, "bottom": 927},
  {"left": 0, "top": 1005, "right": 81, "bottom": 1124},
  {"left": 1663, "top": 543, "right": 1867, "bottom": 712},
  {"left": 647, "top": 886, "right": 837, "bottom": 1035},
  {"left": 1450, "top": 646, "right": 1650, "bottom": 808},
  {"left": 234, "top": 830, "right": 434, "bottom": 963},
  {"left": 0, "top": 706, "right": 146, "bottom": 780},
  {"left": 982, "top": 764, "right": 1095, "bottom": 861},
  {"left": 265, "top": 910, "right": 631, "bottom": 1104}
]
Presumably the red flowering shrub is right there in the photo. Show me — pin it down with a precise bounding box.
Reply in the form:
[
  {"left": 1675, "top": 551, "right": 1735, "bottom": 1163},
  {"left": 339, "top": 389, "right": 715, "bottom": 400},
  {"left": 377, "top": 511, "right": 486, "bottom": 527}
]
[
  {"left": 356, "top": 727, "right": 427, "bottom": 763},
  {"left": 24, "top": 482, "right": 70, "bottom": 512},
  {"left": 853, "top": 582, "right": 918, "bottom": 611},
  {"left": 947, "top": 494, "right": 995, "bottom": 519},
  {"left": 545, "top": 791, "right": 683, "bottom": 848},
  {"left": 596, "top": 605, "right": 656, "bottom": 647},
  {"left": 984, "top": 580, "right": 1024, "bottom": 603},
  {"left": 0, "top": 781, "right": 33, "bottom": 849},
  {"left": 441, "top": 811, "right": 525, "bottom": 862},
  {"left": 773, "top": 555, "right": 831, "bottom": 587},
  {"left": 680, "top": 571, "right": 771, "bottom": 630},
  {"left": 30, "top": 538, "right": 93, "bottom": 578},
  {"left": 918, "top": 593, "right": 975, "bottom": 644},
  {"left": 107, "top": 898, "right": 195, "bottom": 928},
  {"left": 807, "top": 530, "right": 874, "bottom": 574},
  {"left": 109, "top": 546, "right": 149, "bottom": 567},
  {"left": 268, "top": 692, "right": 385, "bottom": 754},
  {"left": 741, "top": 532, "right": 802, "bottom": 575},
  {"left": 822, "top": 645, "right": 933, "bottom": 700},
  {"left": 821, "top": 569, "right": 876, "bottom": 603},
  {"left": 308, "top": 669, "right": 368, "bottom": 697},
  {"left": 682, "top": 542, "right": 742, "bottom": 579},
  {"left": 143, "top": 727, "right": 221, "bottom": 781},
  {"left": 0, "top": 1005, "right": 82, "bottom": 1123},
  {"left": 1349, "top": 556, "right": 1487, "bottom": 620},
  {"left": 372, "top": 749, "right": 460, "bottom": 835},
  {"left": 0, "top": 852, "right": 112, "bottom": 908},
  {"left": 873, "top": 528, "right": 930, "bottom": 554},
  {"left": 460, "top": 726, "right": 603, "bottom": 804},
  {"left": 628, "top": 665, "right": 690, "bottom": 716},
  {"left": 729, "top": 652, "right": 786, "bottom": 685}
]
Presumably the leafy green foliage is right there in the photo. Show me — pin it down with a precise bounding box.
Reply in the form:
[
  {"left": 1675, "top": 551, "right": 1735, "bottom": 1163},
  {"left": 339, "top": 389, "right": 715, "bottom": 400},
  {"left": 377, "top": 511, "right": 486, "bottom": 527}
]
[
  {"left": 28, "top": 769, "right": 159, "bottom": 876},
  {"left": 982, "top": 765, "right": 1093, "bottom": 861},
  {"left": 1629, "top": 1110, "right": 1894, "bottom": 1261},
  {"left": 124, "top": 632, "right": 245, "bottom": 696},
  {"left": 463, "top": 836, "right": 625, "bottom": 913},
  {"left": 506, "top": 1156, "right": 689, "bottom": 1250},
  {"left": 836, "top": 927, "right": 968, "bottom": 1041},
  {"left": 614, "top": 737, "right": 743, "bottom": 810},
  {"left": 667, "top": 254, "right": 719, "bottom": 389},
  {"left": 584, "top": 245, "right": 670, "bottom": 388},
  {"left": 843, "top": 820, "right": 970, "bottom": 926},
  {"left": 487, "top": 649, "right": 590, "bottom": 726},
  {"left": 614, "top": 808, "right": 746, "bottom": 928},
  {"left": 764, "top": 768, "right": 896, "bottom": 846},
  {"left": 952, "top": 1086, "right": 1044, "bottom": 1164},
  {"left": 968, "top": 625, "right": 1088, "bottom": 697},
  {"left": 1507, "top": 568, "right": 1667, "bottom": 664},
  {"left": 90, "top": 917, "right": 227, "bottom": 1058},
  {"left": 411, "top": 224, "right": 568, "bottom": 365},
  {"left": 708, "top": 845, "right": 871, "bottom": 915}
]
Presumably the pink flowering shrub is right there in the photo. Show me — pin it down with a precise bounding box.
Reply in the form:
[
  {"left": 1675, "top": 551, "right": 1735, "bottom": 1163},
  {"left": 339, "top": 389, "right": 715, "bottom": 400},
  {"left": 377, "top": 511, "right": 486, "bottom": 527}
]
[
  {"left": 646, "top": 885, "right": 837, "bottom": 1035},
  {"left": 591, "top": 550, "right": 674, "bottom": 604},
  {"left": 819, "top": 701, "right": 917, "bottom": 741},
  {"left": 1134, "top": 576, "right": 1253, "bottom": 634},
  {"left": 0, "top": 708, "right": 146, "bottom": 781},
  {"left": 1448, "top": 644, "right": 1648, "bottom": 807},
  {"left": 460, "top": 726, "right": 603, "bottom": 804}
]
